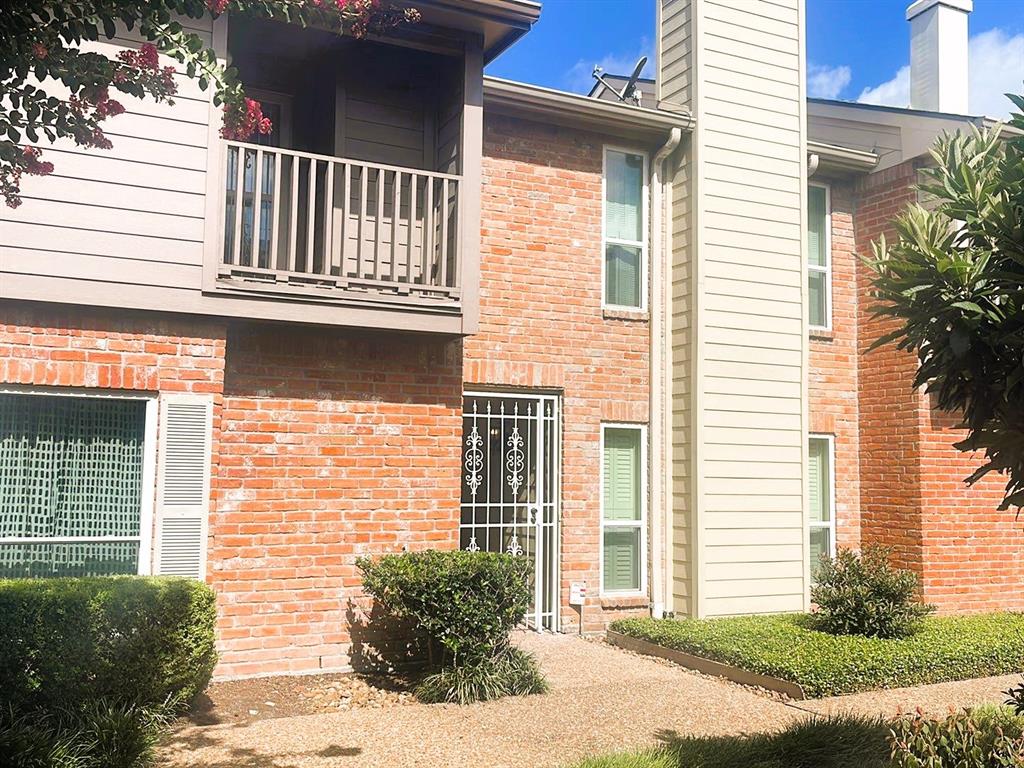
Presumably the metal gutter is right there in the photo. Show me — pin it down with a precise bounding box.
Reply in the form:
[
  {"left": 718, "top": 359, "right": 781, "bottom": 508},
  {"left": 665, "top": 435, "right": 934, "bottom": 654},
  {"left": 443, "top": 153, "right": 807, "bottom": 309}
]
[
  {"left": 807, "top": 140, "right": 879, "bottom": 172},
  {"left": 483, "top": 76, "right": 694, "bottom": 141}
]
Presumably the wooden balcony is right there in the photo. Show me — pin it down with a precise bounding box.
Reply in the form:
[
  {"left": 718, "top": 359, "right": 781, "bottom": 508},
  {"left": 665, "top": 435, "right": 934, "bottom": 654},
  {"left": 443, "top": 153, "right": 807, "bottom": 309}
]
[{"left": 217, "top": 142, "right": 461, "bottom": 310}]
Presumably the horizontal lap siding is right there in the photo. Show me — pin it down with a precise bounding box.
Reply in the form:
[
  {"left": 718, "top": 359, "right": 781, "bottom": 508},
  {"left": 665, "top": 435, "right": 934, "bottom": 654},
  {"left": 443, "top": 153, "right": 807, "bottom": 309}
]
[
  {"left": 0, "top": 20, "right": 214, "bottom": 302},
  {"left": 661, "top": 0, "right": 695, "bottom": 613},
  {"left": 693, "top": 0, "right": 807, "bottom": 617}
]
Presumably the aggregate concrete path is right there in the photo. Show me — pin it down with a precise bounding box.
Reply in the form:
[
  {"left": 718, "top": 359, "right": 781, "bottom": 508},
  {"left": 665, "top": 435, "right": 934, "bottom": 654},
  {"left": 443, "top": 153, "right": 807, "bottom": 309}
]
[
  {"left": 158, "top": 633, "right": 1020, "bottom": 768},
  {"left": 801, "top": 672, "right": 1020, "bottom": 719},
  {"left": 158, "top": 632, "right": 800, "bottom": 768}
]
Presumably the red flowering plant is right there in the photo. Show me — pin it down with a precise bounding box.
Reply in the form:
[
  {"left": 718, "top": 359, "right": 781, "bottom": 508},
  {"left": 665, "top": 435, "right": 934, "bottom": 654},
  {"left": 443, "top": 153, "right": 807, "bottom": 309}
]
[{"left": 0, "top": 0, "right": 419, "bottom": 207}]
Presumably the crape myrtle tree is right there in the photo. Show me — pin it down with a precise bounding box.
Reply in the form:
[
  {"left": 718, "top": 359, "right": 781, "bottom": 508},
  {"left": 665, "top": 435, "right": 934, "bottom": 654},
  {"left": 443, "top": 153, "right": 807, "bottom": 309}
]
[
  {"left": 867, "top": 93, "right": 1024, "bottom": 510},
  {"left": 0, "top": 0, "right": 419, "bottom": 208}
]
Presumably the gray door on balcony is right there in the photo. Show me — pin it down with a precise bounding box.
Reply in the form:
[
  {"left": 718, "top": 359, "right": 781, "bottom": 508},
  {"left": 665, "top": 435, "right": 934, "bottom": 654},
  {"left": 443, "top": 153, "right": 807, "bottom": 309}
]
[{"left": 460, "top": 392, "right": 560, "bottom": 631}]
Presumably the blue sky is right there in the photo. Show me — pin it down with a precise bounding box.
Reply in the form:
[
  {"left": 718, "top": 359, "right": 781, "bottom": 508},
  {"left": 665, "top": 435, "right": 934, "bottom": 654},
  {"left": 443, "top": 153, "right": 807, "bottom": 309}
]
[{"left": 486, "top": 0, "right": 1024, "bottom": 117}]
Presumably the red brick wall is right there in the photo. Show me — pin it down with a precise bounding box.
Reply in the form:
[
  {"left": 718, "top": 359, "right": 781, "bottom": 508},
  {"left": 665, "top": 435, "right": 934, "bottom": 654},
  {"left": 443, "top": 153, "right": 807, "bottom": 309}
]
[
  {"left": 212, "top": 326, "right": 462, "bottom": 677},
  {"left": 852, "top": 161, "right": 1024, "bottom": 611},
  {"left": 853, "top": 161, "right": 927, "bottom": 578},
  {"left": 468, "top": 115, "right": 652, "bottom": 632},
  {"left": 0, "top": 302, "right": 225, "bottom": 396},
  {"left": 918, "top": 396, "right": 1024, "bottom": 612},
  {"left": 809, "top": 178, "right": 861, "bottom": 549}
]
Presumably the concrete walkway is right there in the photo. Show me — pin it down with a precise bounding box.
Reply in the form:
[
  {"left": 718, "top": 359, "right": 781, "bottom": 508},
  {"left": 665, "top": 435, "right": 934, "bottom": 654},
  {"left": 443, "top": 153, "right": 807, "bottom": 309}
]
[
  {"left": 804, "top": 672, "right": 1019, "bottom": 719},
  {"left": 157, "top": 633, "right": 1019, "bottom": 768}
]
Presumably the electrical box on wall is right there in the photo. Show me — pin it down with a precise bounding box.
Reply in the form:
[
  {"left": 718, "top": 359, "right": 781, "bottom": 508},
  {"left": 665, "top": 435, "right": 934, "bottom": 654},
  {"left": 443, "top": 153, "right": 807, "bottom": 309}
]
[{"left": 569, "top": 582, "right": 587, "bottom": 606}]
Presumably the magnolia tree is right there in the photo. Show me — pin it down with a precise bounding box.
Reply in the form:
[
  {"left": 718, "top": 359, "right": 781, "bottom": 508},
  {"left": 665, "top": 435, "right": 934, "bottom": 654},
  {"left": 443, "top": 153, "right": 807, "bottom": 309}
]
[
  {"left": 0, "top": 0, "right": 418, "bottom": 207},
  {"left": 868, "top": 94, "right": 1024, "bottom": 510}
]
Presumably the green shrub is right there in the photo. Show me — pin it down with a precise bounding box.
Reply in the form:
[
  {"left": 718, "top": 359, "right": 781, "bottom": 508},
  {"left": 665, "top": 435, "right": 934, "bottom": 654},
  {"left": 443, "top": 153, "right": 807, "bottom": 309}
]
[
  {"left": 357, "top": 550, "right": 546, "bottom": 703},
  {"left": 1006, "top": 678, "right": 1024, "bottom": 716},
  {"left": 0, "top": 699, "right": 173, "bottom": 768},
  {"left": 0, "top": 576, "right": 218, "bottom": 713},
  {"left": 890, "top": 706, "right": 1024, "bottom": 767},
  {"left": 811, "top": 546, "right": 935, "bottom": 639},
  {"left": 611, "top": 612, "right": 1024, "bottom": 697}
]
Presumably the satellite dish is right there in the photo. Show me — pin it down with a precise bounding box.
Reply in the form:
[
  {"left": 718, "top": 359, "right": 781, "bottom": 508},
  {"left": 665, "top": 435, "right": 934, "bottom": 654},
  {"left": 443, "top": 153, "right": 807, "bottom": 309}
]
[{"left": 592, "top": 55, "right": 647, "bottom": 106}]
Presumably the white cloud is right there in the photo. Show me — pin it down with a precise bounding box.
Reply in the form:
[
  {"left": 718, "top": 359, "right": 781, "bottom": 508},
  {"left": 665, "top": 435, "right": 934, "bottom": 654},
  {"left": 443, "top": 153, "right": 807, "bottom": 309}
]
[
  {"left": 807, "top": 63, "right": 852, "bottom": 99},
  {"left": 563, "top": 39, "right": 654, "bottom": 95},
  {"left": 857, "top": 27, "right": 1024, "bottom": 117},
  {"left": 968, "top": 28, "right": 1024, "bottom": 117},
  {"left": 858, "top": 65, "right": 911, "bottom": 108}
]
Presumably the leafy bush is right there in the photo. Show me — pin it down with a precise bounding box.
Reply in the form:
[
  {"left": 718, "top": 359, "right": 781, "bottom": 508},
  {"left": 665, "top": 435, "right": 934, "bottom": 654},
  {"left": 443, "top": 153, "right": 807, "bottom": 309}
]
[
  {"left": 1006, "top": 678, "right": 1024, "bottom": 716},
  {"left": 0, "top": 576, "right": 217, "bottom": 713},
  {"left": 890, "top": 706, "right": 1024, "bottom": 767},
  {"left": 0, "top": 699, "right": 173, "bottom": 768},
  {"left": 611, "top": 612, "right": 1024, "bottom": 698},
  {"left": 357, "top": 550, "right": 547, "bottom": 703},
  {"left": 811, "top": 546, "right": 935, "bottom": 639},
  {"left": 573, "top": 714, "right": 891, "bottom": 768}
]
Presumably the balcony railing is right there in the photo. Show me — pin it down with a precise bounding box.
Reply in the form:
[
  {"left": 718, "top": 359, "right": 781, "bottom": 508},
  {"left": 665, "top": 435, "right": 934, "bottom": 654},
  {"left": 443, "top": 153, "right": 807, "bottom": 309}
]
[{"left": 219, "top": 142, "right": 461, "bottom": 307}]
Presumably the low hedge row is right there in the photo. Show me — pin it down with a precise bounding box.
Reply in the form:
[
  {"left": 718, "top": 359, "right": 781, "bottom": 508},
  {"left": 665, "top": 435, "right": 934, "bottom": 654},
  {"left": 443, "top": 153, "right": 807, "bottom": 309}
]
[
  {"left": 611, "top": 612, "right": 1024, "bottom": 698},
  {"left": 0, "top": 576, "right": 218, "bottom": 713}
]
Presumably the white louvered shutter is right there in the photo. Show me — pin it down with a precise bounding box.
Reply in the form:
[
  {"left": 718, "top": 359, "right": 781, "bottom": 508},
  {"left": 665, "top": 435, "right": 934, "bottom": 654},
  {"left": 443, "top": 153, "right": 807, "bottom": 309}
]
[{"left": 154, "top": 394, "right": 213, "bottom": 578}]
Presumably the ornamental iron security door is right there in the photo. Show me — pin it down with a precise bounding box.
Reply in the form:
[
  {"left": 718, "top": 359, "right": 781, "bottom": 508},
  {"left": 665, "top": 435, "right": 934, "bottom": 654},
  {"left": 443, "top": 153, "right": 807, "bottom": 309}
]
[{"left": 460, "top": 392, "right": 560, "bottom": 631}]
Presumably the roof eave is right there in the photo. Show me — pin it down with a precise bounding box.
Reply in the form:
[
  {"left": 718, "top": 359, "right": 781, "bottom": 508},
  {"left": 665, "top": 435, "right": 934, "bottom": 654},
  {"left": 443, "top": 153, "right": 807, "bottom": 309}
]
[
  {"left": 808, "top": 140, "right": 879, "bottom": 173},
  {"left": 483, "top": 76, "right": 693, "bottom": 142}
]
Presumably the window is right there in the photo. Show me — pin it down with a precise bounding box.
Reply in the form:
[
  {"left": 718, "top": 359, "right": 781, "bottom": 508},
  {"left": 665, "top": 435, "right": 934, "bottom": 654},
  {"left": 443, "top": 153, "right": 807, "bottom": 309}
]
[
  {"left": 601, "top": 425, "right": 646, "bottom": 593},
  {"left": 808, "top": 183, "right": 831, "bottom": 329},
  {"left": 808, "top": 435, "right": 835, "bottom": 581},
  {"left": 0, "top": 391, "right": 155, "bottom": 578},
  {"left": 603, "top": 148, "right": 648, "bottom": 309}
]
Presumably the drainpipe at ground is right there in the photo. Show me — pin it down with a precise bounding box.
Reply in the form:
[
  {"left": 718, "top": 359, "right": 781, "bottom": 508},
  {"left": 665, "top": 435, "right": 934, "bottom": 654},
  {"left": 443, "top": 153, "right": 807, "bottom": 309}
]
[{"left": 649, "top": 126, "right": 682, "bottom": 619}]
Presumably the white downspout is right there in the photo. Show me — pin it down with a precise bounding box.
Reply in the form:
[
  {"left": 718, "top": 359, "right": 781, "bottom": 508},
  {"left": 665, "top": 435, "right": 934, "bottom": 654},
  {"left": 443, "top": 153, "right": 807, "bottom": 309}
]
[{"left": 650, "top": 126, "right": 682, "bottom": 619}]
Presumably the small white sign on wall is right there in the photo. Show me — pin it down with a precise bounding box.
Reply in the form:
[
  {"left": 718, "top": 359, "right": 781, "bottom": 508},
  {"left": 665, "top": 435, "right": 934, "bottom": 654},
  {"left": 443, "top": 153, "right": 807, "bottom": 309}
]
[{"left": 569, "top": 582, "right": 587, "bottom": 606}]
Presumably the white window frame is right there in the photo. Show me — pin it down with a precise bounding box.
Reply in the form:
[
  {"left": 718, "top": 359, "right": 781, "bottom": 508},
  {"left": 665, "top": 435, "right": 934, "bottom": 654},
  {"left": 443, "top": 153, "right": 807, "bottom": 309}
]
[
  {"left": 808, "top": 181, "right": 832, "bottom": 331},
  {"left": 0, "top": 384, "right": 158, "bottom": 576},
  {"left": 809, "top": 433, "right": 836, "bottom": 567},
  {"left": 599, "top": 422, "right": 648, "bottom": 597},
  {"left": 602, "top": 146, "right": 650, "bottom": 311}
]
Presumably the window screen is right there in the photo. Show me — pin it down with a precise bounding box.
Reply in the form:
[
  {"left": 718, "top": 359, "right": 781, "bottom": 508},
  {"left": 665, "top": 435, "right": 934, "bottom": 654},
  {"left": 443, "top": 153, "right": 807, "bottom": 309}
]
[
  {"left": 0, "top": 394, "right": 147, "bottom": 578},
  {"left": 604, "top": 150, "right": 646, "bottom": 308}
]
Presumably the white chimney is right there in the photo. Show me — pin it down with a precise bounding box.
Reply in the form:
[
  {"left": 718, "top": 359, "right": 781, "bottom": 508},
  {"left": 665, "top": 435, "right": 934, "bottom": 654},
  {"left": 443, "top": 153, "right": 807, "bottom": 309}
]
[{"left": 906, "top": 0, "right": 972, "bottom": 113}]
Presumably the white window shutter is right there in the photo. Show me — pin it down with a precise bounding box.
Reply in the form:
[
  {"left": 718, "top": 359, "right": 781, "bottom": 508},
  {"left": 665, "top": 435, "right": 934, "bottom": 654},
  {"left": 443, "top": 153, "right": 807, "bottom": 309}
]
[{"left": 154, "top": 394, "right": 213, "bottom": 579}]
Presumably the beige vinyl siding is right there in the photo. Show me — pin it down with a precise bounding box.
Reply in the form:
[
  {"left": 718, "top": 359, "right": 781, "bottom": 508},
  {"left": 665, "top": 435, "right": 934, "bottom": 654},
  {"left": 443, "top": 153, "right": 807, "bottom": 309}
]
[
  {"left": 0, "top": 20, "right": 213, "bottom": 302},
  {"left": 0, "top": 19, "right": 469, "bottom": 335},
  {"left": 662, "top": 0, "right": 808, "bottom": 618},
  {"left": 658, "top": 0, "right": 692, "bottom": 109}
]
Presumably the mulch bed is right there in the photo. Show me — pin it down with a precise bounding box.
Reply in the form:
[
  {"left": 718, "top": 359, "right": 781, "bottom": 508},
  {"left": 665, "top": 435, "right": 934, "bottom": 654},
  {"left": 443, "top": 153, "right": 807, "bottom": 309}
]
[{"left": 186, "top": 673, "right": 416, "bottom": 726}]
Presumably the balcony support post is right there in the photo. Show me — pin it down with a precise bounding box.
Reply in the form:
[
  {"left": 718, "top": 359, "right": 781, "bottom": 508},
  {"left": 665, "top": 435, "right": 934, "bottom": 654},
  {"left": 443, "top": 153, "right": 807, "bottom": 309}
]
[{"left": 459, "top": 36, "right": 484, "bottom": 334}]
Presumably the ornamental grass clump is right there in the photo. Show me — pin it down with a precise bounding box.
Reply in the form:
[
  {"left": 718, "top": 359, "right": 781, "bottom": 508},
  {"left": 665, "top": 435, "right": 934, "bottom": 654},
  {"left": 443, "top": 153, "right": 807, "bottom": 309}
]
[
  {"left": 811, "top": 546, "right": 935, "bottom": 639},
  {"left": 357, "top": 550, "right": 548, "bottom": 704}
]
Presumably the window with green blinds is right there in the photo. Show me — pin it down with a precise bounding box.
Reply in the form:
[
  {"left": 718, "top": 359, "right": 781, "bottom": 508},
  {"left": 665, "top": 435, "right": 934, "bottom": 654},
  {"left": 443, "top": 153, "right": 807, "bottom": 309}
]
[
  {"left": 602, "top": 426, "right": 643, "bottom": 593},
  {"left": 604, "top": 149, "right": 646, "bottom": 309},
  {"left": 808, "top": 436, "right": 834, "bottom": 582},
  {"left": 808, "top": 184, "right": 830, "bottom": 328},
  {"left": 0, "top": 394, "right": 147, "bottom": 578}
]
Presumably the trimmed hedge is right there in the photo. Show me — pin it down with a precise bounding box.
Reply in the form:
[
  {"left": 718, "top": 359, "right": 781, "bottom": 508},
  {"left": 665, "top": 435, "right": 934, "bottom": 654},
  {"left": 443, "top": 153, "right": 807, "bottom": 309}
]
[
  {"left": 0, "top": 576, "right": 218, "bottom": 713},
  {"left": 611, "top": 612, "right": 1024, "bottom": 697},
  {"left": 358, "top": 550, "right": 547, "bottom": 703}
]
